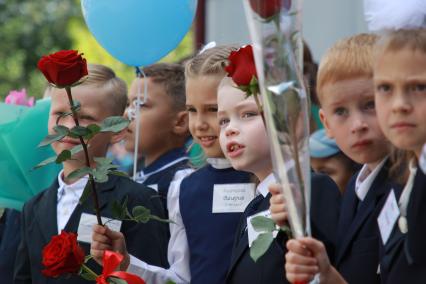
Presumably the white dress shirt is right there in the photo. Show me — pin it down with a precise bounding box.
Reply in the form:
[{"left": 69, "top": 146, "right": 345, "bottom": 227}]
[
  {"left": 355, "top": 157, "right": 388, "bottom": 201},
  {"left": 256, "top": 173, "right": 276, "bottom": 198},
  {"left": 56, "top": 170, "right": 88, "bottom": 233},
  {"left": 127, "top": 167, "right": 194, "bottom": 284}
]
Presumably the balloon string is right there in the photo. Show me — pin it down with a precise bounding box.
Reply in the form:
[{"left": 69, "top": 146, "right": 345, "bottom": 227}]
[{"left": 132, "top": 66, "right": 147, "bottom": 181}]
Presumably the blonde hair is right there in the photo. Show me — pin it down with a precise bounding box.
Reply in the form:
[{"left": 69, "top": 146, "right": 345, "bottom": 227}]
[
  {"left": 46, "top": 64, "right": 127, "bottom": 116},
  {"left": 374, "top": 28, "right": 426, "bottom": 59},
  {"left": 316, "top": 33, "right": 378, "bottom": 104},
  {"left": 184, "top": 45, "right": 239, "bottom": 79}
]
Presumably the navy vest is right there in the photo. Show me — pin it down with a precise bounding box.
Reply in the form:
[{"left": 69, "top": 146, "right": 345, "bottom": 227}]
[{"left": 179, "top": 165, "right": 253, "bottom": 284}]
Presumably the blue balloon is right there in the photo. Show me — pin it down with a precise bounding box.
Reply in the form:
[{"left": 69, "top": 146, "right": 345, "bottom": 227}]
[{"left": 81, "top": 0, "right": 197, "bottom": 66}]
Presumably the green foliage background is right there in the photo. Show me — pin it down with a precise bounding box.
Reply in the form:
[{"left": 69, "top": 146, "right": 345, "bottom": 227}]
[{"left": 0, "top": 0, "right": 194, "bottom": 101}]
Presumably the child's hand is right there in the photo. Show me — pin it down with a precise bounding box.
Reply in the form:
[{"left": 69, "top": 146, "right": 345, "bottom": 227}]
[
  {"left": 91, "top": 225, "right": 130, "bottom": 271},
  {"left": 269, "top": 183, "right": 288, "bottom": 227},
  {"left": 285, "top": 238, "right": 346, "bottom": 284}
]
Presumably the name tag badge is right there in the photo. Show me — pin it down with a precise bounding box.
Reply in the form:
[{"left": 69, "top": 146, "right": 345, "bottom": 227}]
[
  {"left": 77, "top": 213, "right": 122, "bottom": 243},
  {"left": 377, "top": 190, "right": 400, "bottom": 245},
  {"left": 247, "top": 210, "right": 278, "bottom": 247},
  {"left": 147, "top": 184, "right": 158, "bottom": 192},
  {"left": 212, "top": 183, "right": 255, "bottom": 213}
]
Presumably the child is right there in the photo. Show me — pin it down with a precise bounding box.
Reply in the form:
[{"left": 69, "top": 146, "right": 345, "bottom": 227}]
[
  {"left": 91, "top": 46, "right": 255, "bottom": 284},
  {"left": 217, "top": 76, "right": 341, "bottom": 284},
  {"left": 310, "top": 129, "right": 359, "bottom": 193},
  {"left": 124, "top": 63, "right": 192, "bottom": 213},
  {"left": 373, "top": 28, "right": 426, "bottom": 284},
  {"left": 13, "top": 64, "right": 169, "bottom": 284},
  {"left": 273, "top": 34, "right": 401, "bottom": 284}
]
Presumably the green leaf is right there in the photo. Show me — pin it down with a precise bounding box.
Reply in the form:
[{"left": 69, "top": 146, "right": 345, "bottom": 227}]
[
  {"left": 86, "top": 124, "right": 101, "bottom": 140},
  {"left": 94, "top": 157, "right": 113, "bottom": 167},
  {"left": 166, "top": 281, "right": 177, "bottom": 284},
  {"left": 69, "top": 126, "right": 91, "bottom": 138},
  {"left": 79, "top": 180, "right": 92, "bottom": 205},
  {"left": 55, "top": 150, "right": 71, "bottom": 163},
  {"left": 111, "top": 196, "right": 128, "bottom": 220},
  {"left": 93, "top": 168, "right": 108, "bottom": 183},
  {"left": 107, "top": 277, "right": 128, "bottom": 284},
  {"left": 109, "top": 170, "right": 129, "bottom": 178},
  {"left": 84, "top": 255, "right": 93, "bottom": 263},
  {"left": 100, "top": 116, "right": 129, "bottom": 133},
  {"left": 33, "top": 144, "right": 83, "bottom": 169},
  {"left": 132, "top": 206, "right": 151, "bottom": 223},
  {"left": 250, "top": 216, "right": 276, "bottom": 233},
  {"left": 38, "top": 125, "right": 69, "bottom": 147},
  {"left": 67, "top": 167, "right": 92, "bottom": 181},
  {"left": 80, "top": 271, "right": 97, "bottom": 281},
  {"left": 249, "top": 232, "right": 274, "bottom": 262}
]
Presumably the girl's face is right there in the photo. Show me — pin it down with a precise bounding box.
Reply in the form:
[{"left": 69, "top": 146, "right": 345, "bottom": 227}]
[
  {"left": 218, "top": 81, "right": 272, "bottom": 181},
  {"left": 374, "top": 48, "right": 426, "bottom": 158},
  {"left": 186, "top": 76, "right": 224, "bottom": 158}
]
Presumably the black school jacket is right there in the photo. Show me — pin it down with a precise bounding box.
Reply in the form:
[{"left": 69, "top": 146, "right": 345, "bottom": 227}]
[{"left": 14, "top": 175, "right": 169, "bottom": 284}]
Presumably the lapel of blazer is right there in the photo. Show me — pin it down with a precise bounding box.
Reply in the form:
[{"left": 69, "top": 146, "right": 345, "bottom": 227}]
[
  {"left": 63, "top": 175, "right": 118, "bottom": 235},
  {"left": 336, "top": 166, "right": 390, "bottom": 265},
  {"left": 33, "top": 180, "right": 59, "bottom": 243},
  {"left": 227, "top": 194, "right": 271, "bottom": 277},
  {"left": 336, "top": 177, "right": 358, "bottom": 248}
]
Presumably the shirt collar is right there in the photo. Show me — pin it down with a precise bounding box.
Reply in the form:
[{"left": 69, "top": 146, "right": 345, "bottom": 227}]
[
  {"left": 57, "top": 170, "right": 89, "bottom": 201},
  {"left": 355, "top": 157, "right": 388, "bottom": 201},
  {"left": 206, "top": 158, "right": 232, "bottom": 169},
  {"left": 256, "top": 173, "right": 276, "bottom": 197},
  {"left": 143, "top": 147, "right": 188, "bottom": 175}
]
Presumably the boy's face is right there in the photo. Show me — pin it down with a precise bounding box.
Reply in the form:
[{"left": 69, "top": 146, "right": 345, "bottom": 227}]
[
  {"left": 311, "top": 155, "right": 353, "bottom": 193},
  {"left": 319, "top": 77, "right": 390, "bottom": 165},
  {"left": 218, "top": 83, "right": 271, "bottom": 180},
  {"left": 124, "top": 78, "right": 177, "bottom": 162},
  {"left": 186, "top": 76, "right": 224, "bottom": 158},
  {"left": 48, "top": 86, "right": 114, "bottom": 162},
  {"left": 374, "top": 48, "right": 426, "bottom": 157}
]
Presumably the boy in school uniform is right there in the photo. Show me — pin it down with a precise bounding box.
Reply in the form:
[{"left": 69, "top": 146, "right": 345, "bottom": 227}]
[
  {"left": 124, "top": 63, "right": 192, "bottom": 213},
  {"left": 278, "top": 34, "right": 402, "bottom": 284},
  {"left": 316, "top": 34, "right": 402, "bottom": 284},
  {"left": 14, "top": 64, "right": 169, "bottom": 284}
]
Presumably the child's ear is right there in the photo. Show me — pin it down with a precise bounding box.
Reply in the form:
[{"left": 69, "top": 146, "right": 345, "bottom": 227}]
[
  {"left": 319, "top": 108, "right": 334, "bottom": 138},
  {"left": 173, "top": 110, "right": 189, "bottom": 136},
  {"left": 110, "top": 127, "right": 127, "bottom": 145}
]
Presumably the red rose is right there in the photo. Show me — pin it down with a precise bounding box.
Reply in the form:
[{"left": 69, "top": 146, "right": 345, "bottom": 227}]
[
  {"left": 42, "top": 230, "right": 85, "bottom": 278},
  {"left": 225, "top": 45, "right": 258, "bottom": 86},
  {"left": 249, "top": 0, "right": 291, "bottom": 18},
  {"left": 37, "top": 50, "right": 88, "bottom": 87}
]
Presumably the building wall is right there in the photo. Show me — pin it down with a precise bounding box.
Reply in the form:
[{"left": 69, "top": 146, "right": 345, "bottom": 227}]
[{"left": 205, "top": 0, "right": 368, "bottom": 61}]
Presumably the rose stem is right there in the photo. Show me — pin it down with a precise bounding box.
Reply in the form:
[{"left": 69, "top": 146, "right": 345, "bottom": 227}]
[{"left": 65, "top": 86, "right": 103, "bottom": 226}]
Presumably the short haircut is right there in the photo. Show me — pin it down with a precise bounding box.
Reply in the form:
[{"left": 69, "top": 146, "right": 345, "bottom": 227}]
[
  {"left": 316, "top": 33, "right": 378, "bottom": 104},
  {"left": 374, "top": 28, "right": 426, "bottom": 58},
  {"left": 142, "top": 63, "right": 186, "bottom": 111},
  {"left": 184, "top": 45, "right": 239, "bottom": 79},
  {"left": 45, "top": 64, "right": 128, "bottom": 116}
]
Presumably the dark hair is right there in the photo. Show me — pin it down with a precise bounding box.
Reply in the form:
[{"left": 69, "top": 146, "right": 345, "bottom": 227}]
[{"left": 142, "top": 63, "right": 186, "bottom": 111}]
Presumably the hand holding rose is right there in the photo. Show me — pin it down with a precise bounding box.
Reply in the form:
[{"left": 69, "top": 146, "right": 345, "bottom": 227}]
[
  {"left": 285, "top": 238, "right": 347, "bottom": 284},
  {"left": 91, "top": 225, "right": 130, "bottom": 271},
  {"left": 268, "top": 183, "right": 288, "bottom": 227}
]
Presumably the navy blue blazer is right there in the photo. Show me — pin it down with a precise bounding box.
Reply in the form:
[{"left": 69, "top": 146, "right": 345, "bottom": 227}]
[
  {"left": 226, "top": 173, "right": 341, "bottom": 284},
  {"left": 335, "top": 163, "right": 399, "bottom": 284},
  {"left": 14, "top": 175, "right": 169, "bottom": 284},
  {"left": 0, "top": 209, "right": 21, "bottom": 284},
  {"left": 380, "top": 168, "right": 426, "bottom": 284}
]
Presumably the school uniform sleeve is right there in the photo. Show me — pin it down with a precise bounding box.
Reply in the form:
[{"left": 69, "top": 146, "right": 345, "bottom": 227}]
[
  {"left": 126, "top": 169, "right": 193, "bottom": 284},
  {"left": 13, "top": 203, "right": 32, "bottom": 284}
]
